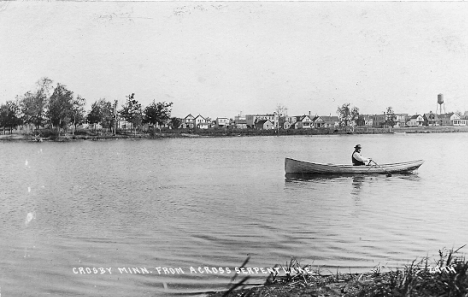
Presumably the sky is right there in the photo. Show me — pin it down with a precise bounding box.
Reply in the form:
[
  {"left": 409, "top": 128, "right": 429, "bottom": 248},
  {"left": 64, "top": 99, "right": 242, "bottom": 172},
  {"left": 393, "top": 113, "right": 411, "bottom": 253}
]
[{"left": 1, "top": 1, "right": 468, "bottom": 119}]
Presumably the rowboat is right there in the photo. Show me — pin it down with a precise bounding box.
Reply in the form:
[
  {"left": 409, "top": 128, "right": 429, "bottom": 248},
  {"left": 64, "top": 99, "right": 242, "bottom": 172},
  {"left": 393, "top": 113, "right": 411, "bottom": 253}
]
[{"left": 285, "top": 158, "right": 424, "bottom": 175}]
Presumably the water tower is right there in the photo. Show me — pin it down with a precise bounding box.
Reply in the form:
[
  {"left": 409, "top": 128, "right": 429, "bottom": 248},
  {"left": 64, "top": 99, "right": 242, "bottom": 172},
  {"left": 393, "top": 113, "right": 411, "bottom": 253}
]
[{"left": 436, "top": 93, "right": 445, "bottom": 115}]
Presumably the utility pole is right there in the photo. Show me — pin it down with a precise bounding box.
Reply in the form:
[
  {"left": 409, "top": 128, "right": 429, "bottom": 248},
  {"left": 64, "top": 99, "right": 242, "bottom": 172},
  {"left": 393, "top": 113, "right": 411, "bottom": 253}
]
[{"left": 113, "top": 100, "right": 118, "bottom": 136}]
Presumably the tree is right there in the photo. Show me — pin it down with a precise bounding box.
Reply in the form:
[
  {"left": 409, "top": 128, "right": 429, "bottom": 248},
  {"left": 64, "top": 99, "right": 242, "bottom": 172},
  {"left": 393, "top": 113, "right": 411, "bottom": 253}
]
[
  {"left": 70, "top": 95, "right": 86, "bottom": 134},
  {"left": 143, "top": 100, "right": 173, "bottom": 131},
  {"left": 87, "top": 99, "right": 113, "bottom": 132},
  {"left": 36, "top": 77, "right": 54, "bottom": 98},
  {"left": 19, "top": 91, "right": 40, "bottom": 130},
  {"left": 384, "top": 106, "right": 397, "bottom": 128},
  {"left": 47, "top": 83, "right": 74, "bottom": 135},
  {"left": 119, "top": 93, "right": 142, "bottom": 136},
  {"left": 275, "top": 104, "right": 288, "bottom": 132},
  {"left": 87, "top": 101, "right": 102, "bottom": 129},
  {"left": 100, "top": 100, "right": 114, "bottom": 132},
  {"left": 19, "top": 77, "right": 53, "bottom": 131},
  {"left": 336, "top": 103, "right": 359, "bottom": 131},
  {"left": 169, "top": 117, "right": 182, "bottom": 129},
  {"left": 0, "top": 100, "right": 22, "bottom": 134}
]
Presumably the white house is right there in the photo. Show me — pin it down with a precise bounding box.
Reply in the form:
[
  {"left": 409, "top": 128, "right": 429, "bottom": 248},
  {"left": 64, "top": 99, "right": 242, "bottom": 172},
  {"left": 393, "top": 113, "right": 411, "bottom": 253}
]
[
  {"left": 406, "top": 115, "right": 424, "bottom": 127},
  {"left": 293, "top": 115, "right": 313, "bottom": 129},
  {"left": 451, "top": 114, "right": 467, "bottom": 126},
  {"left": 215, "top": 117, "right": 230, "bottom": 128}
]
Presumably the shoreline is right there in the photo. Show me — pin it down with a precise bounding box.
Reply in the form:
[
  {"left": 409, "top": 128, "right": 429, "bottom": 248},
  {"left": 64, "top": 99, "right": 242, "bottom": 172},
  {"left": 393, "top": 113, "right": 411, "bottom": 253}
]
[
  {"left": 1, "top": 126, "right": 468, "bottom": 142},
  {"left": 208, "top": 250, "right": 468, "bottom": 297}
]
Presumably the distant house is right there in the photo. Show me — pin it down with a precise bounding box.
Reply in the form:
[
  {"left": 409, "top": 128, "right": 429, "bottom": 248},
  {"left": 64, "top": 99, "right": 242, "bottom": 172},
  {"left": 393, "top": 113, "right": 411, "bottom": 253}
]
[
  {"left": 372, "top": 114, "right": 387, "bottom": 127},
  {"left": 394, "top": 114, "right": 409, "bottom": 128},
  {"left": 311, "top": 116, "right": 325, "bottom": 128},
  {"left": 117, "top": 118, "right": 132, "bottom": 130},
  {"left": 293, "top": 115, "right": 313, "bottom": 129},
  {"left": 181, "top": 114, "right": 195, "bottom": 129},
  {"left": 246, "top": 114, "right": 276, "bottom": 129},
  {"left": 438, "top": 113, "right": 453, "bottom": 126},
  {"left": 451, "top": 114, "right": 467, "bottom": 126},
  {"left": 358, "top": 115, "right": 373, "bottom": 127},
  {"left": 282, "top": 121, "right": 292, "bottom": 129},
  {"left": 279, "top": 116, "right": 294, "bottom": 129},
  {"left": 255, "top": 120, "right": 274, "bottom": 130},
  {"left": 197, "top": 122, "right": 211, "bottom": 129},
  {"left": 406, "top": 115, "right": 424, "bottom": 127},
  {"left": 233, "top": 120, "right": 247, "bottom": 129},
  {"left": 194, "top": 115, "right": 212, "bottom": 129},
  {"left": 86, "top": 123, "right": 103, "bottom": 130},
  {"left": 423, "top": 112, "right": 438, "bottom": 126},
  {"left": 320, "top": 116, "right": 339, "bottom": 128},
  {"left": 233, "top": 114, "right": 247, "bottom": 129},
  {"left": 194, "top": 114, "right": 206, "bottom": 126},
  {"left": 215, "top": 117, "right": 230, "bottom": 128}
]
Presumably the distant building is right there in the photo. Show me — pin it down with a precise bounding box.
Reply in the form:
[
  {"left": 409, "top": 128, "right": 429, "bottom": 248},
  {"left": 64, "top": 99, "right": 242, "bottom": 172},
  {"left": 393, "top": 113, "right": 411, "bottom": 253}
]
[
  {"left": 293, "top": 115, "right": 313, "bottom": 129},
  {"left": 451, "top": 114, "right": 466, "bottom": 126},
  {"left": 423, "top": 112, "right": 438, "bottom": 126},
  {"left": 215, "top": 117, "right": 230, "bottom": 128},
  {"left": 194, "top": 114, "right": 207, "bottom": 127},
  {"left": 320, "top": 116, "right": 340, "bottom": 128},
  {"left": 358, "top": 115, "right": 373, "bottom": 127},
  {"left": 181, "top": 114, "right": 195, "bottom": 129},
  {"left": 394, "top": 114, "right": 409, "bottom": 128},
  {"left": 438, "top": 113, "right": 453, "bottom": 126},
  {"left": 255, "top": 120, "right": 274, "bottom": 130},
  {"left": 233, "top": 114, "right": 247, "bottom": 129},
  {"left": 246, "top": 114, "right": 276, "bottom": 129},
  {"left": 372, "top": 114, "right": 386, "bottom": 128},
  {"left": 311, "top": 116, "right": 325, "bottom": 128},
  {"left": 279, "top": 116, "right": 295, "bottom": 129},
  {"left": 406, "top": 115, "right": 424, "bottom": 127}
]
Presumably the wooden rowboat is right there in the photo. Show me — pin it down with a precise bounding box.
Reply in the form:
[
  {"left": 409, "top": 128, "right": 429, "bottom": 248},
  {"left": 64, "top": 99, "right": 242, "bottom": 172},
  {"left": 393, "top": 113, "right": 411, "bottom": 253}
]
[{"left": 285, "top": 158, "right": 424, "bottom": 175}]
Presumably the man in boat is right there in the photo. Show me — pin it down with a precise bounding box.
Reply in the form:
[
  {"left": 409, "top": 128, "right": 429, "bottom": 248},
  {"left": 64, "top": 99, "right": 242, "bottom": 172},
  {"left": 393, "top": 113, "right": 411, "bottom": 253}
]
[{"left": 352, "top": 144, "right": 373, "bottom": 166}]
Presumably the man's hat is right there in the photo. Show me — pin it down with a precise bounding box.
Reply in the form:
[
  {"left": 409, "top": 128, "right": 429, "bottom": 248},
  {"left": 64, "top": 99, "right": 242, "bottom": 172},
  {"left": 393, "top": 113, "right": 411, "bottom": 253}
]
[{"left": 354, "top": 144, "right": 362, "bottom": 149}]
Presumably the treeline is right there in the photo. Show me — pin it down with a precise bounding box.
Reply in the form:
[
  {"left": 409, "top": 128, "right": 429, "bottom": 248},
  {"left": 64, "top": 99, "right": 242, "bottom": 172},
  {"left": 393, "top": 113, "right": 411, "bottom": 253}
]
[
  {"left": 0, "top": 77, "right": 180, "bottom": 135},
  {"left": 336, "top": 103, "right": 398, "bottom": 129}
]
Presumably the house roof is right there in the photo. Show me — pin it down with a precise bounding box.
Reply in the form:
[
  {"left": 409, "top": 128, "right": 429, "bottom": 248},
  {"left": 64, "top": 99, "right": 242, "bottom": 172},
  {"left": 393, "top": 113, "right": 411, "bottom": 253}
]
[
  {"left": 311, "top": 116, "right": 322, "bottom": 121},
  {"left": 256, "top": 120, "right": 271, "bottom": 125},
  {"left": 438, "top": 113, "right": 454, "bottom": 119},
  {"left": 320, "top": 116, "right": 339, "bottom": 122},
  {"left": 184, "top": 113, "right": 194, "bottom": 119},
  {"left": 294, "top": 115, "right": 311, "bottom": 122}
]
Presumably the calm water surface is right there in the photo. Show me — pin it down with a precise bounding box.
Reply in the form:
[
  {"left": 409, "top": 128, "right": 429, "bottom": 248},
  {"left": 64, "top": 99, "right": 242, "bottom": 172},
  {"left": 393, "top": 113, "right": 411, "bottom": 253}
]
[{"left": 1, "top": 133, "right": 467, "bottom": 296}]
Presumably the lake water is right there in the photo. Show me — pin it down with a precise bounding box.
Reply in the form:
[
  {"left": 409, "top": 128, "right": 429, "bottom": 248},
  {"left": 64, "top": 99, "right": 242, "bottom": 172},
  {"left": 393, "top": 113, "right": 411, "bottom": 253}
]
[{"left": 1, "top": 133, "right": 467, "bottom": 296}]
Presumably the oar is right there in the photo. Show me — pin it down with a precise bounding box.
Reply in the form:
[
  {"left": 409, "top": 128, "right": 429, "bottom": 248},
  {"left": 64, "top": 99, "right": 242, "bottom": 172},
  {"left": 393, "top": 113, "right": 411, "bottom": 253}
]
[
  {"left": 367, "top": 159, "right": 378, "bottom": 172},
  {"left": 370, "top": 160, "right": 392, "bottom": 177}
]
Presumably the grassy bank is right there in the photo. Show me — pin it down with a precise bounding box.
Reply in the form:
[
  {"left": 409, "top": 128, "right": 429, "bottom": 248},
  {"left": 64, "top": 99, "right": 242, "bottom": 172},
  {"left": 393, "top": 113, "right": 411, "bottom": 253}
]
[
  {"left": 1, "top": 125, "right": 468, "bottom": 142},
  {"left": 208, "top": 247, "right": 468, "bottom": 297}
]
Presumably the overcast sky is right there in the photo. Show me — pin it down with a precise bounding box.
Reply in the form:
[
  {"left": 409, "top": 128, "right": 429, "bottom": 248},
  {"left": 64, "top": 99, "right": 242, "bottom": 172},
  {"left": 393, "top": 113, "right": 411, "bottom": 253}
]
[{"left": 1, "top": 2, "right": 467, "bottom": 118}]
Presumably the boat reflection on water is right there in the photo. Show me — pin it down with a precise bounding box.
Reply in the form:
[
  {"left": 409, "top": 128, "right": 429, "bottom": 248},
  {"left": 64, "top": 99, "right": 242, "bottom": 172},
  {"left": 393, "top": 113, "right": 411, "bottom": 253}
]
[
  {"left": 284, "top": 172, "right": 420, "bottom": 183},
  {"left": 285, "top": 173, "right": 421, "bottom": 197},
  {"left": 284, "top": 173, "right": 422, "bottom": 211}
]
